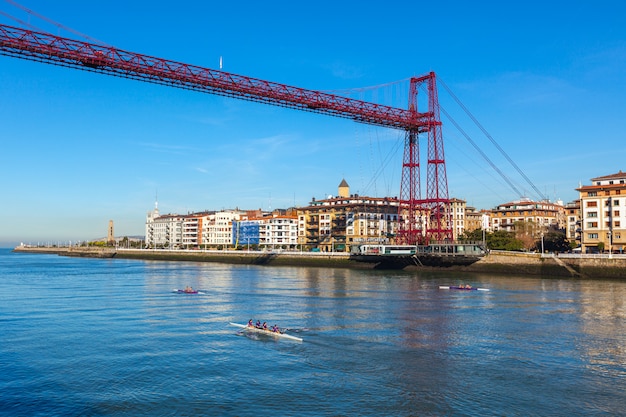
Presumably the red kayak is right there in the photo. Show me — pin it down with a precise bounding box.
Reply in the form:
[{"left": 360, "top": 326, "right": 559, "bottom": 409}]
[{"left": 173, "top": 289, "right": 199, "bottom": 294}]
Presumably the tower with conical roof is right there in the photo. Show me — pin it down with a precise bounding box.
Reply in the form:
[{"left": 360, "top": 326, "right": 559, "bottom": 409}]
[{"left": 338, "top": 179, "right": 349, "bottom": 198}]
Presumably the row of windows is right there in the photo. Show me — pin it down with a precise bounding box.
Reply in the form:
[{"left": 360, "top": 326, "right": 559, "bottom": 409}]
[
  {"left": 586, "top": 221, "right": 621, "bottom": 228},
  {"left": 587, "top": 232, "right": 623, "bottom": 239},
  {"left": 588, "top": 190, "right": 623, "bottom": 197},
  {"left": 586, "top": 199, "right": 621, "bottom": 207},
  {"left": 587, "top": 211, "right": 621, "bottom": 218}
]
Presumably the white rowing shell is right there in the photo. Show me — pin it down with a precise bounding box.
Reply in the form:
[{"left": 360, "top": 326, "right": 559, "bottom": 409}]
[
  {"left": 229, "top": 322, "right": 303, "bottom": 342},
  {"left": 439, "top": 286, "right": 490, "bottom": 291}
]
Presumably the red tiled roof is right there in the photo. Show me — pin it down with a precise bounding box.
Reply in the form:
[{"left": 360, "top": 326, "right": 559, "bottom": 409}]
[{"left": 590, "top": 170, "right": 626, "bottom": 181}]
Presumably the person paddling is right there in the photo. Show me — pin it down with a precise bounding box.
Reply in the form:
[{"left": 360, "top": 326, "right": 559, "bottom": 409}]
[
  {"left": 262, "top": 322, "right": 268, "bottom": 330},
  {"left": 271, "top": 324, "right": 281, "bottom": 333},
  {"left": 255, "top": 320, "right": 261, "bottom": 329},
  {"left": 248, "top": 319, "right": 254, "bottom": 327}
]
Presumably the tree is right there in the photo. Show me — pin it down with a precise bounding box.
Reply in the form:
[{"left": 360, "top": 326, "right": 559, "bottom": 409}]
[
  {"left": 488, "top": 230, "right": 525, "bottom": 251},
  {"left": 458, "top": 228, "right": 485, "bottom": 243},
  {"left": 536, "top": 231, "right": 571, "bottom": 253},
  {"left": 513, "top": 220, "right": 539, "bottom": 251}
]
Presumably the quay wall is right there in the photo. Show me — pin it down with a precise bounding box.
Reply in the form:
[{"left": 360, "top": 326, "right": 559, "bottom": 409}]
[
  {"left": 115, "top": 249, "right": 362, "bottom": 269},
  {"left": 11, "top": 247, "right": 626, "bottom": 279},
  {"left": 464, "top": 251, "right": 626, "bottom": 279}
]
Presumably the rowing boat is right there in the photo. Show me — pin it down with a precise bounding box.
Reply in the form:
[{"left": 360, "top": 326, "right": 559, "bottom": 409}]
[
  {"left": 173, "top": 289, "right": 203, "bottom": 294},
  {"left": 229, "top": 322, "right": 303, "bottom": 342},
  {"left": 439, "top": 286, "right": 490, "bottom": 291}
]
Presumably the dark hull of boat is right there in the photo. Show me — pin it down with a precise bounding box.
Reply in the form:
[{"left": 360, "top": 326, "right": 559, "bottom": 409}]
[{"left": 350, "top": 254, "right": 483, "bottom": 269}]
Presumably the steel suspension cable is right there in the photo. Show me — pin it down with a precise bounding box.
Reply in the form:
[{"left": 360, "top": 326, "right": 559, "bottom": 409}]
[{"left": 438, "top": 77, "right": 547, "bottom": 201}]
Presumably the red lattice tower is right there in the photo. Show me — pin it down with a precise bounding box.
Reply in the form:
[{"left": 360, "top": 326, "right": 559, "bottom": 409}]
[{"left": 397, "top": 73, "right": 452, "bottom": 244}]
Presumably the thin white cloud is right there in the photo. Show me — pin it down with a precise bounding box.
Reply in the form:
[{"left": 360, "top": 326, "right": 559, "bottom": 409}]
[{"left": 324, "top": 61, "right": 365, "bottom": 80}]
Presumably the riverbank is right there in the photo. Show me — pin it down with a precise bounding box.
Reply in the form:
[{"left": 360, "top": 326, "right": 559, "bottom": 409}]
[{"left": 11, "top": 246, "right": 626, "bottom": 279}]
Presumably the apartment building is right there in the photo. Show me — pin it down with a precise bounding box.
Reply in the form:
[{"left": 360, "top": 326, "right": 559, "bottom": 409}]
[
  {"left": 564, "top": 200, "right": 581, "bottom": 243},
  {"left": 576, "top": 171, "right": 626, "bottom": 253},
  {"left": 232, "top": 210, "right": 298, "bottom": 249},
  {"left": 260, "top": 213, "right": 298, "bottom": 249},
  {"left": 449, "top": 198, "right": 466, "bottom": 240},
  {"left": 145, "top": 202, "right": 185, "bottom": 248},
  {"left": 297, "top": 179, "right": 399, "bottom": 252},
  {"left": 204, "top": 210, "right": 245, "bottom": 247},
  {"left": 182, "top": 212, "right": 213, "bottom": 247},
  {"left": 490, "top": 197, "right": 565, "bottom": 235},
  {"left": 464, "top": 206, "right": 488, "bottom": 233}
]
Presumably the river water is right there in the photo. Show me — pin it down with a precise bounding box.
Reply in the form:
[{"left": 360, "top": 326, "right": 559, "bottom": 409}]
[{"left": 1, "top": 248, "right": 625, "bottom": 416}]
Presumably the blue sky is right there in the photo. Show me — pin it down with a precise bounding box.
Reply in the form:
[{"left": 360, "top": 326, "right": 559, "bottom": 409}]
[{"left": 1, "top": 0, "right": 626, "bottom": 246}]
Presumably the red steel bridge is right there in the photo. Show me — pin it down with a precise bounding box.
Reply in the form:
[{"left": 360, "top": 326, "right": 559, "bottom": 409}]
[{"left": 0, "top": 23, "right": 452, "bottom": 244}]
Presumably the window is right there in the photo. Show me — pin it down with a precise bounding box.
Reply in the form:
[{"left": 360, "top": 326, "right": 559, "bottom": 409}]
[
  {"left": 587, "top": 222, "right": 598, "bottom": 228},
  {"left": 587, "top": 201, "right": 597, "bottom": 207},
  {"left": 615, "top": 221, "right": 621, "bottom": 227},
  {"left": 588, "top": 233, "right": 598, "bottom": 239},
  {"left": 588, "top": 212, "right": 597, "bottom": 218},
  {"left": 615, "top": 211, "right": 620, "bottom": 217},
  {"left": 588, "top": 192, "right": 598, "bottom": 197}
]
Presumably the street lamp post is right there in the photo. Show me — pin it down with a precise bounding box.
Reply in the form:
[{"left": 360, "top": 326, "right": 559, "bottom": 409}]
[{"left": 541, "top": 232, "right": 544, "bottom": 255}]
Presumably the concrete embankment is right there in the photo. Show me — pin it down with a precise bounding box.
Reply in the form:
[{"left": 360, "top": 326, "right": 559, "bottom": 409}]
[
  {"left": 115, "top": 249, "right": 362, "bottom": 269},
  {"left": 11, "top": 247, "right": 626, "bottom": 279},
  {"left": 464, "top": 251, "right": 626, "bottom": 279}
]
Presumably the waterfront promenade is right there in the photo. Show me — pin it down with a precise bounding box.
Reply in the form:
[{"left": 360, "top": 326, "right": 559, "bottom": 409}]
[{"left": 13, "top": 246, "right": 626, "bottom": 279}]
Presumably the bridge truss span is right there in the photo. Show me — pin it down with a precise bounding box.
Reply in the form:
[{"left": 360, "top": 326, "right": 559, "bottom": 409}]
[{"left": 0, "top": 23, "right": 452, "bottom": 244}]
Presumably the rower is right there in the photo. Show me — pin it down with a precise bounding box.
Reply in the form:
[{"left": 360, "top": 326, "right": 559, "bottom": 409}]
[
  {"left": 255, "top": 320, "right": 261, "bottom": 329},
  {"left": 184, "top": 286, "right": 194, "bottom": 293},
  {"left": 248, "top": 319, "right": 254, "bottom": 327},
  {"left": 271, "top": 324, "right": 281, "bottom": 333},
  {"left": 262, "top": 322, "right": 268, "bottom": 330}
]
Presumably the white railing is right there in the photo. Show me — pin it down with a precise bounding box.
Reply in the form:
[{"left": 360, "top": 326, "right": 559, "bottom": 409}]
[
  {"left": 556, "top": 252, "right": 626, "bottom": 259},
  {"left": 488, "top": 249, "right": 626, "bottom": 260},
  {"left": 116, "top": 247, "right": 348, "bottom": 256}
]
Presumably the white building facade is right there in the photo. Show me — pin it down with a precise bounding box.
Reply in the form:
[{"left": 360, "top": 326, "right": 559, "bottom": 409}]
[
  {"left": 145, "top": 204, "right": 184, "bottom": 249},
  {"left": 260, "top": 215, "right": 298, "bottom": 249},
  {"left": 577, "top": 171, "right": 626, "bottom": 253}
]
